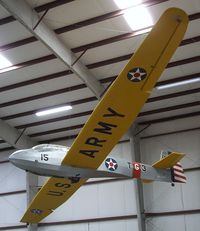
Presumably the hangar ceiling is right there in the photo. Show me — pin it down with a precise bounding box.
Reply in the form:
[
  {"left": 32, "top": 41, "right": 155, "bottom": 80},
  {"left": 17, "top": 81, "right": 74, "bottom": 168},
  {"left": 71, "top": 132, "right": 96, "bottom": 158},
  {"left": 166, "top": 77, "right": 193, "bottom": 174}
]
[{"left": 0, "top": 0, "right": 199, "bottom": 151}]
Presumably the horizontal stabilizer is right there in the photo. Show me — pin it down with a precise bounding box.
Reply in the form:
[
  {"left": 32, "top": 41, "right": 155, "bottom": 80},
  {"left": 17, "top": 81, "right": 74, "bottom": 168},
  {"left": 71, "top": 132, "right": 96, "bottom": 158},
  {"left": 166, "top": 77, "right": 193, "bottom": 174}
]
[{"left": 152, "top": 152, "right": 185, "bottom": 169}]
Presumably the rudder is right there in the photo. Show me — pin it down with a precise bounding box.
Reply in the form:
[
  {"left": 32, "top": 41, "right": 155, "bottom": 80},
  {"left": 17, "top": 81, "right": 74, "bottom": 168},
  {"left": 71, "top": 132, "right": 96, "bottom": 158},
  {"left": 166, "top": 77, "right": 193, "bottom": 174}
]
[{"left": 171, "top": 162, "right": 186, "bottom": 183}]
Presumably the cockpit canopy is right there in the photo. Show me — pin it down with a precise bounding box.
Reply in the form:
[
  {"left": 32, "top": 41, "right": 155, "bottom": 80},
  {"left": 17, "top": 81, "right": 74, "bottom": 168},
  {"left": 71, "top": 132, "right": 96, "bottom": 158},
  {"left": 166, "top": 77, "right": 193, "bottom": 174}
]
[{"left": 32, "top": 144, "right": 69, "bottom": 152}]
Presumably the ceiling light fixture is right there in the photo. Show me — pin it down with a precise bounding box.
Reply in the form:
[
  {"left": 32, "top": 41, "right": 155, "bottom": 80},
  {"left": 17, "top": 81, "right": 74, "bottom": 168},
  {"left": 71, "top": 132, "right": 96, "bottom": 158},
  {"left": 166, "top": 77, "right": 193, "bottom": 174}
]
[
  {"left": 157, "top": 78, "right": 200, "bottom": 90},
  {"left": 36, "top": 105, "right": 72, "bottom": 116},
  {"left": 113, "top": 0, "right": 153, "bottom": 31}
]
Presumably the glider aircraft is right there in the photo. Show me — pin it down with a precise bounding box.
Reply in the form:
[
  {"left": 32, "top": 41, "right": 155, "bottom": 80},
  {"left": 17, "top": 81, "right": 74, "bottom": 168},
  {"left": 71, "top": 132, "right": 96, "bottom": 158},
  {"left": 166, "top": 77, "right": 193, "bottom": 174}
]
[{"left": 9, "top": 8, "right": 188, "bottom": 223}]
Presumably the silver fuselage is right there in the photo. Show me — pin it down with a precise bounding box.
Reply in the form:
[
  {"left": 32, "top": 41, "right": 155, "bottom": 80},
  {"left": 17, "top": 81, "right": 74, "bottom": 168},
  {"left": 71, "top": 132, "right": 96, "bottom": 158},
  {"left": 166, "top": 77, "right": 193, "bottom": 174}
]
[{"left": 9, "top": 144, "right": 172, "bottom": 182}]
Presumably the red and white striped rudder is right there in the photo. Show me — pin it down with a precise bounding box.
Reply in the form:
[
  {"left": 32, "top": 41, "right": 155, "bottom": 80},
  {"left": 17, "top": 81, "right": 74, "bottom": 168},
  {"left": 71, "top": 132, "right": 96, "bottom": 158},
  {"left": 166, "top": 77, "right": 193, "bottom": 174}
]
[{"left": 172, "top": 162, "right": 186, "bottom": 183}]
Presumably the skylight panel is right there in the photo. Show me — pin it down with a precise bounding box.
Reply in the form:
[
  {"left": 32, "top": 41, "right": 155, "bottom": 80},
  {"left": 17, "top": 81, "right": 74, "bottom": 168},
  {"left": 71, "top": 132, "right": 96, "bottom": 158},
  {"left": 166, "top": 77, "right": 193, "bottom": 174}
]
[
  {"left": 0, "top": 53, "right": 12, "bottom": 69},
  {"left": 113, "top": 0, "right": 153, "bottom": 31}
]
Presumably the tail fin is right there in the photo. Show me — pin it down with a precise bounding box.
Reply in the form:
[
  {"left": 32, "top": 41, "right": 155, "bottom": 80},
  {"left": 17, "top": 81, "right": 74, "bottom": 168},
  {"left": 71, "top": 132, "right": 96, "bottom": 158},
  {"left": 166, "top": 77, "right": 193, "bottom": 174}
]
[
  {"left": 171, "top": 162, "right": 187, "bottom": 183},
  {"left": 152, "top": 150, "right": 186, "bottom": 184}
]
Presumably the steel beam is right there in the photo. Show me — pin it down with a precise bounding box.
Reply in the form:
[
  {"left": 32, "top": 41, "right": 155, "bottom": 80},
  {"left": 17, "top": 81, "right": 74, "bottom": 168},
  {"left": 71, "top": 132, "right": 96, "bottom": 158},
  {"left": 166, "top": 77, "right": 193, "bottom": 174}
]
[
  {"left": 0, "top": 0, "right": 104, "bottom": 99},
  {"left": 129, "top": 124, "right": 146, "bottom": 231},
  {"left": 0, "top": 119, "right": 37, "bottom": 149}
]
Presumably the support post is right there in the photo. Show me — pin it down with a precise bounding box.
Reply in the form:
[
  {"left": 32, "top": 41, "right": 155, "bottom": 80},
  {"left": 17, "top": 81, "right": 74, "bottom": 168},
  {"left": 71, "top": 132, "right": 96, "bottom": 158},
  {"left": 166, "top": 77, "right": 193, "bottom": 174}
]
[
  {"left": 129, "top": 124, "right": 146, "bottom": 231},
  {"left": 26, "top": 172, "right": 38, "bottom": 230}
]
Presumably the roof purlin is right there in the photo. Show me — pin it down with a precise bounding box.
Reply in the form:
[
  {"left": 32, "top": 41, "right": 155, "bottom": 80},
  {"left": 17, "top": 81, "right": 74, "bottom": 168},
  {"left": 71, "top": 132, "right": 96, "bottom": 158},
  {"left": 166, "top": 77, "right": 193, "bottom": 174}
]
[
  {"left": 0, "top": 0, "right": 75, "bottom": 26},
  {"left": 28, "top": 101, "right": 200, "bottom": 138},
  {"left": 14, "top": 87, "right": 200, "bottom": 129},
  {"left": 0, "top": 54, "right": 200, "bottom": 108},
  {"left": 6, "top": 0, "right": 200, "bottom": 53}
]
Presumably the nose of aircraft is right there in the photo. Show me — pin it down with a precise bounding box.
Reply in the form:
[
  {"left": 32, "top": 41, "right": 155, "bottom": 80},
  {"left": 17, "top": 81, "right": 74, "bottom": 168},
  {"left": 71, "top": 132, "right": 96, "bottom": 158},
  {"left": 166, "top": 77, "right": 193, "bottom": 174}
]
[
  {"left": 9, "top": 148, "right": 41, "bottom": 172},
  {"left": 9, "top": 150, "right": 21, "bottom": 163},
  {"left": 9, "top": 149, "right": 30, "bottom": 168}
]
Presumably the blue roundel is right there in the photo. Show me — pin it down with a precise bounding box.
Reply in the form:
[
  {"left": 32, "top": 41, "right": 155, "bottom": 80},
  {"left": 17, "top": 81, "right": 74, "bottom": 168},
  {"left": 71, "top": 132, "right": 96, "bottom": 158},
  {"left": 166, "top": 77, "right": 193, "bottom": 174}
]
[
  {"left": 31, "top": 209, "right": 43, "bottom": 215},
  {"left": 105, "top": 158, "right": 118, "bottom": 171}
]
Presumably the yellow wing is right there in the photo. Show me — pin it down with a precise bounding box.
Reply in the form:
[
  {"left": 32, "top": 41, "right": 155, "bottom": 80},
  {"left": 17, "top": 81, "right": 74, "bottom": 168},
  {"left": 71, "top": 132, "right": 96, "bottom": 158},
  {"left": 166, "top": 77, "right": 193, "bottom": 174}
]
[
  {"left": 62, "top": 8, "right": 188, "bottom": 169},
  {"left": 21, "top": 8, "right": 188, "bottom": 224},
  {"left": 21, "top": 177, "right": 87, "bottom": 223},
  {"left": 152, "top": 152, "right": 185, "bottom": 169}
]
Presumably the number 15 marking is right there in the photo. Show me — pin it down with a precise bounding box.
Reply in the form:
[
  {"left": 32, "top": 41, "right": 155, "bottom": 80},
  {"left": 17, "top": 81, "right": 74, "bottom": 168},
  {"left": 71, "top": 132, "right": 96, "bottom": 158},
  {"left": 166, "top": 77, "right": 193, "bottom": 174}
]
[{"left": 41, "top": 154, "right": 49, "bottom": 161}]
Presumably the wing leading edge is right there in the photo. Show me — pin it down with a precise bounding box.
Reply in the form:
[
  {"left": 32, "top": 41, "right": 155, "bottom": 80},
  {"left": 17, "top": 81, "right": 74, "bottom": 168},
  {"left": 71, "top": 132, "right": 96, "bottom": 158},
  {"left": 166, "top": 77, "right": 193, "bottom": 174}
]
[{"left": 21, "top": 8, "right": 188, "bottom": 223}]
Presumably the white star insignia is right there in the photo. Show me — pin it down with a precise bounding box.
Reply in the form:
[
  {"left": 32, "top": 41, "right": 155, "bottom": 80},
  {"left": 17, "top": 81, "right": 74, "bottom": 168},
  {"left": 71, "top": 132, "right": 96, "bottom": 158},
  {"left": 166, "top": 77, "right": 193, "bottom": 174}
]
[
  {"left": 106, "top": 159, "right": 117, "bottom": 170},
  {"left": 128, "top": 68, "right": 146, "bottom": 81}
]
